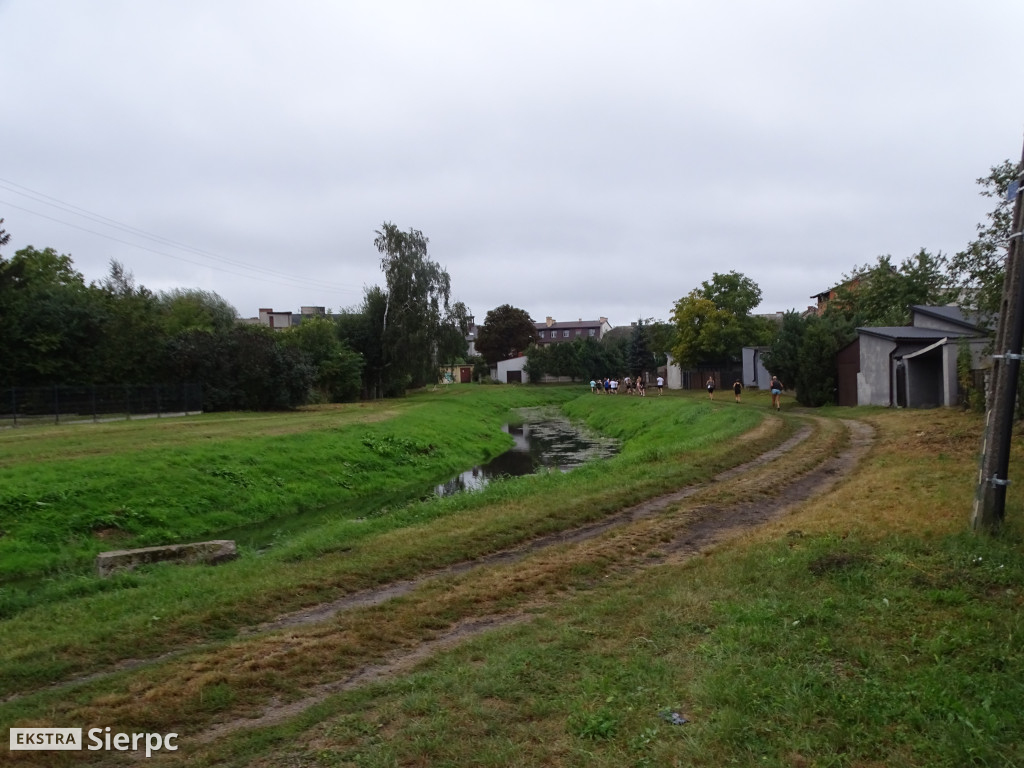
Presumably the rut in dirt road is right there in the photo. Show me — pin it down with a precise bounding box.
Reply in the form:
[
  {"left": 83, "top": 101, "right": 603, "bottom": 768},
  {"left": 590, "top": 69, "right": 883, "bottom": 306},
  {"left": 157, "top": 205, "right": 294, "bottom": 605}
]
[
  {"left": 12, "top": 416, "right": 867, "bottom": 714},
  {"left": 250, "top": 422, "right": 816, "bottom": 634},
  {"left": 191, "top": 418, "right": 874, "bottom": 745}
]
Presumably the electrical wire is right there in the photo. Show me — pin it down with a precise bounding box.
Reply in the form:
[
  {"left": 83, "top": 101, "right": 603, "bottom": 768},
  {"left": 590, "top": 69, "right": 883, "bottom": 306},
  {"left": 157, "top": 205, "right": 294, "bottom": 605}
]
[{"left": 0, "top": 178, "right": 366, "bottom": 296}]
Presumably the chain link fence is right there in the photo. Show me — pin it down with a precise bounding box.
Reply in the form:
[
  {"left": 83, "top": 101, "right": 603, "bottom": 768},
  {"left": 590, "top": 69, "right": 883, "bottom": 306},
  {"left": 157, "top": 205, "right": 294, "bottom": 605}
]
[{"left": 0, "top": 384, "right": 203, "bottom": 427}]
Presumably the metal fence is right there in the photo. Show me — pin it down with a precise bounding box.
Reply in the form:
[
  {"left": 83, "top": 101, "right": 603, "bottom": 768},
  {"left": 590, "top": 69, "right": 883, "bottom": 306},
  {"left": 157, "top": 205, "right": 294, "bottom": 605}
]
[{"left": 0, "top": 384, "right": 203, "bottom": 427}]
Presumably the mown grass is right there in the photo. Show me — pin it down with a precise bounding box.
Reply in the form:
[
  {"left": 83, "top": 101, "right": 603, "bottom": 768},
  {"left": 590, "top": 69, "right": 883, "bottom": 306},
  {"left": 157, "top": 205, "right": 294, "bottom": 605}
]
[
  {"left": 0, "top": 387, "right": 575, "bottom": 584},
  {"left": 248, "top": 527, "right": 1021, "bottom": 768},
  {"left": 12, "top": 388, "right": 1015, "bottom": 767},
  {"left": 0, "top": 385, "right": 768, "bottom": 704},
  {"left": 177, "top": 408, "right": 1024, "bottom": 768}
]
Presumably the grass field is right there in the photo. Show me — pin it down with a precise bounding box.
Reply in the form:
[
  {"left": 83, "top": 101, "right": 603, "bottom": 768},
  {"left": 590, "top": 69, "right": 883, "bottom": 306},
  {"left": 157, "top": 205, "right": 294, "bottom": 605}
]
[{"left": 2, "top": 385, "right": 1022, "bottom": 767}]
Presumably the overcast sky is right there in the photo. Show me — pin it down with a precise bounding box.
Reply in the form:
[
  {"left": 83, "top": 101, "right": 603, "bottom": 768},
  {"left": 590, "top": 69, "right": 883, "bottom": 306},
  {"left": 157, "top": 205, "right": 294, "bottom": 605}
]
[{"left": 2, "top": 1, "right": 1022, "bottom": 329}]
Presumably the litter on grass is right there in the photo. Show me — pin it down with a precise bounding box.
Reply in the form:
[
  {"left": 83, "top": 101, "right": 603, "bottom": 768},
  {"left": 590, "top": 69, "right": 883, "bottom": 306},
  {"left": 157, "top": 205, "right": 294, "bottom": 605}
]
[{"left": 659, "top": 710, "right": 689, "bottom": 725}]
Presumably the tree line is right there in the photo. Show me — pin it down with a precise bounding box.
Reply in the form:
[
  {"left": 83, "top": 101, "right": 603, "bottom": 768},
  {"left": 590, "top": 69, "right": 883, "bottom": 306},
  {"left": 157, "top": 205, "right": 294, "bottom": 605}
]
[
  {"left": 1, "top": 155, "right": 1013, "bottom": 410},
  {"left": 0, "top": 221, "right": 470, "bottom": 410}
]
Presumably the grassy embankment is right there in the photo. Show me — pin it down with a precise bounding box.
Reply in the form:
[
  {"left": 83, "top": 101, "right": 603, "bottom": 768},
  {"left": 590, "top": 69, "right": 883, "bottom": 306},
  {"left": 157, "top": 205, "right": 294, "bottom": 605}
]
[
  {"left": 4, "top": 387, "right": 1020, "bottom": 767},
  {"left": 0, "top": 386, "right": 772, "bottom": 710}
]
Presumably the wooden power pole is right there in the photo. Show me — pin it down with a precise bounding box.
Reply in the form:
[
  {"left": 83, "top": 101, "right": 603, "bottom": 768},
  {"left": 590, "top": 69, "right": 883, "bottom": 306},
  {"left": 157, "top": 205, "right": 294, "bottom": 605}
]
[{"left": 972, "top": 138, "right": 1024, "bottom": 532}]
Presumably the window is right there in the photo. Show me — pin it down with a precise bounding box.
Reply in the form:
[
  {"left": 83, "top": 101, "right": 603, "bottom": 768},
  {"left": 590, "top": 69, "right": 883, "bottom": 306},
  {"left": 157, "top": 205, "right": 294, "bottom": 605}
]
[
  {"left": 589, "top": 329, "right": 596, "bottom": 337},
  {"left": 563, "top": 330, "right": 569, "bottom": 338},
  {"left": 575, "top": 329, "right": 581, "bottom": 335},
  {"left": 539, "top": 331, "right": 545, "bottom": 339}
]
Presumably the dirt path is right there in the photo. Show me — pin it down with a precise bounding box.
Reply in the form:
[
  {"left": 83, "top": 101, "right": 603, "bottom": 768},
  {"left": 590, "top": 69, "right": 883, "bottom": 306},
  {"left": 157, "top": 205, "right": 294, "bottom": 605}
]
[
  {"left": 193, "top": 417, "right": 874, "bottom": 744},
  {"left": 4, "top": 414, "right": 875, "bottom": 767},
  {"left": 251, "top": 421, "right": 818, "bottom": 634}
]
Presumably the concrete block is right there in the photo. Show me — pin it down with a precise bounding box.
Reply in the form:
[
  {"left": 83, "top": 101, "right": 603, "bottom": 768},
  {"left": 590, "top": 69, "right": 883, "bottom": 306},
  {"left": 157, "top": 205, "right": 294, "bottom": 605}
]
[{"left": 96, "top": 540, "right": 237, "bottom": 577}]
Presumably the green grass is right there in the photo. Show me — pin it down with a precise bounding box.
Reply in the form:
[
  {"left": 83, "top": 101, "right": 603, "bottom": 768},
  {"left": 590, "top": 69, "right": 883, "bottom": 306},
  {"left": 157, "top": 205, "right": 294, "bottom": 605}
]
[
  {"left": 181, "top": 406, "right": 1024, "bottom": 768},
  {"left": 7, "top": 387, "right": 1016, "bottom": 767},
  {"left": 206, "top": 523, "right": 1024, "bottom": 768},
  {"left": 0, "top": 385, "right": 767, "bottom": 701},
  {"left": 0, "top": 386, "right": 580, "bottom": 583}
]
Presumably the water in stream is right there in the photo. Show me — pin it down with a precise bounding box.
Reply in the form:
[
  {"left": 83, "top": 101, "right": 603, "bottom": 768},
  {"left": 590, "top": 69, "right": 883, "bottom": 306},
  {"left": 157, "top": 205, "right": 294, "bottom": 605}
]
[{"left": 434, "top": 407, "right": 619, "bottom": 496}]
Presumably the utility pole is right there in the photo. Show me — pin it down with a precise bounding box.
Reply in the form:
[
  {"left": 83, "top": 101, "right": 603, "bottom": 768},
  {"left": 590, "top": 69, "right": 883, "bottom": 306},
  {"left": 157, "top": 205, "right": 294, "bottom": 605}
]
[{"left": 972, "top": 138, "right": 1024, "bottom": 532}]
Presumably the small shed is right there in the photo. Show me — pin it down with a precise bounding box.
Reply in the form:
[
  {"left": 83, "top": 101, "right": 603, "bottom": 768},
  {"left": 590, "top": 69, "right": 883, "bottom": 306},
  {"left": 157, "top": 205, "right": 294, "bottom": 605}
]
[{"left": 495, "top": 356, "right": 529, "bottom": 384}]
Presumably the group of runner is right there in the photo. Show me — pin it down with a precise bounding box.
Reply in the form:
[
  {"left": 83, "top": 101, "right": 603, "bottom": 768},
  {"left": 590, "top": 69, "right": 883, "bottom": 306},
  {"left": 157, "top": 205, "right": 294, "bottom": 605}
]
[
  {"left": 591, "top": 374, "right": 784, "bottom": 408},
  {"left": 590, "top": 375, "right": 665, "bottom": 396}
]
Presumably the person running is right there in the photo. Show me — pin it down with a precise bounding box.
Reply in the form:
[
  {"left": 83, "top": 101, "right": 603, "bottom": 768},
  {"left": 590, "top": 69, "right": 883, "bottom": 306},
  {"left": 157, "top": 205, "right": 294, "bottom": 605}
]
[
  {"left": 770, "top": 375, "right": 784, "bottom": 410},
  {"left": 733, "top": 379, "right": 742, "bottom": 403},
  {"left": 706, "top": 376, "right": 715, "bottom": 400},
  {"left": 656, "top": 375, "right": 664, "bottom": 395},
  {"left": 637, "top": 378, "right": 646, "bottom": 397},
  {"left": 590, "top": 379, "right": 598, "bottom": 394}
]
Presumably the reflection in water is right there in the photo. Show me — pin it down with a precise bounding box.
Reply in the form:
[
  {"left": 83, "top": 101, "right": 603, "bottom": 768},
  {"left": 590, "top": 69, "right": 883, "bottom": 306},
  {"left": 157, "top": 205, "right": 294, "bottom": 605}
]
[{"left": 435, "top": 410, "right": 619, "bottom": 496}]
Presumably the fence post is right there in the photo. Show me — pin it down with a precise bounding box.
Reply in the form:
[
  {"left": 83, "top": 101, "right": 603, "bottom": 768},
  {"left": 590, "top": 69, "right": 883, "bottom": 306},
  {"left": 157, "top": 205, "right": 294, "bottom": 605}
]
[{"left": 53, "top": 385, "right": 60, "bottom": 425}]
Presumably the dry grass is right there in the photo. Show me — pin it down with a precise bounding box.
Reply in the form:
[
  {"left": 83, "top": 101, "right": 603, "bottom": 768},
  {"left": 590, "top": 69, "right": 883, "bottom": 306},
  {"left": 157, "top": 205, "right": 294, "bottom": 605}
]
[
  {"left": 2, "top": 409, "right": 849, "bottom": 765},
  {"left": 749, "top": 408, "right": 988, "bottom": 546},
  {"left": 10, "top": 406, "right": 1012, "bottom": 767}
]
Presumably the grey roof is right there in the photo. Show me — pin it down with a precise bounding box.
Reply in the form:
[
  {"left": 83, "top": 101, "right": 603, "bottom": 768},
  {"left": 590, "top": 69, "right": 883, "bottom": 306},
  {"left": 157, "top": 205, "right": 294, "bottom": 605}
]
[
  {"left": 910, "top": 305, "right": 989, "bottom": 332},
  {"left": 856, "top": 325, "right": 974, "bottom": 342},
  {"left": 536, "top": 319, "right": 605, "bottom": 330}
]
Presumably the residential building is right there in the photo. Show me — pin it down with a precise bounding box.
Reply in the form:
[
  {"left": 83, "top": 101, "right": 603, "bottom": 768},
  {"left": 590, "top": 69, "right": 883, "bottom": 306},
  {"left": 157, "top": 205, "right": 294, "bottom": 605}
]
[
  {"left": 533, "top": 316, "right": 612, "bottom": 346},
  {"left": 810, "top": 276, "right": 862, "bottom": 317}
]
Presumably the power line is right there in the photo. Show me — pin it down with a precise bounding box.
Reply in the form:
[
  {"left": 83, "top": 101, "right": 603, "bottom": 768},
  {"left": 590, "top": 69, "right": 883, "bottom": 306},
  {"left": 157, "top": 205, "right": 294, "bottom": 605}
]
[
  {"left": 0, "top": 198, "right": 366, "bottom": 297},
  {"left": 0, "top": 178, "right": 366, "bottom": 296}
]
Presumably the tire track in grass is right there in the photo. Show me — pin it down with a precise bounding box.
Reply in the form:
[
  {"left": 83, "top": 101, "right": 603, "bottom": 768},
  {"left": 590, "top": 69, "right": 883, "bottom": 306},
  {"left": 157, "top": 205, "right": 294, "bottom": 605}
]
[
  {"left": 246, "top": 422, "right": 815, "bottom": 634},
  {"left": 183, "top": 419, "right": 874, "bottom": 750},
  {"left": 4, "top": 416, "right": 861, "bottom": 732}
]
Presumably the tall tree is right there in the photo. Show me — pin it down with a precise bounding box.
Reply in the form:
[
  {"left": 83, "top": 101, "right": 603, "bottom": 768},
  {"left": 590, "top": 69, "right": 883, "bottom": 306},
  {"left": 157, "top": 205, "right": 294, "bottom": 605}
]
[
  {"left": 833, "top": 250, "right": 953, "bottom": 326},
  {"left": 761, "top": 310, "right": 806, "bottom": 394},
  {"left": 549, "top": 339, "right": 584, "bottom": 380},
  {"left": 92, "top": 259, "right": 163, "bottom": 384},
  {"left": 646, "top": 320, "right": 675, "bottom": 370},
  {"left": 436, "top": 300, "right": 472, "bottom": 368},
  {"left": 0, "top": 246, "right": 102, "bottom": 386},
  {"left": 372, "top": 222, "right": 458, "bottom": 395},
  {"left": 670, "top": 272, "right": 769, "bottom": 368},
  {"left": 157, "top": 287, "right": 238, "bottom": 336},
  {"left": 949, "top": 159, "right": 1020, "bottom": 324},
  {"left": 626, "top": 319, "right": 654, "bottom": 378},
  {"left": 337, "top": 289, "right": 387, "bottom": 399},
  {"left": 476, "top": 304, "right": 536, "bottom": 366},
  {"left": 796, "top": 313, "right": 856, "bottom": 406},
  {"left": 762, "top": 311, "right": 856, "bottom": 407},
  {"left": 0, "top": 218, "right": 10, "bottom": 251}
]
